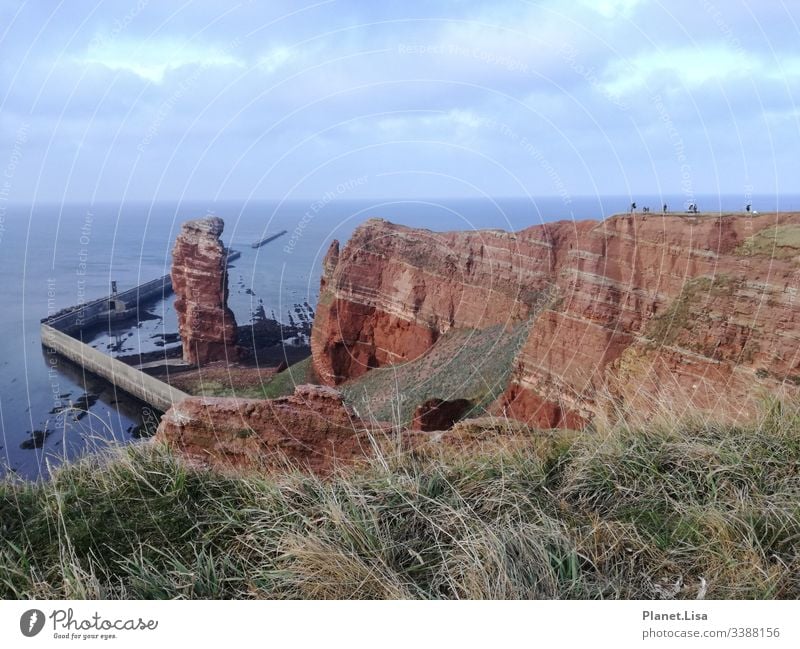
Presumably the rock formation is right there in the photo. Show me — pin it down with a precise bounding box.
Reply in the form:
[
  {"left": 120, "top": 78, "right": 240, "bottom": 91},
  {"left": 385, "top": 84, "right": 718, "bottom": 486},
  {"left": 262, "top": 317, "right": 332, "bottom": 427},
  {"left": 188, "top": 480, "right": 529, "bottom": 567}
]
[
  {"left": 171, "top": 217, "right": 238, "bottom": 365},
  {"left": 499, "top": 213, "right": 800, "bottom": 427},
  {"left": 311, "top": 218, "right": 577, "bottom": 384},
  {"left": 155, "top": 385, "right": 372, "bottom": 473},
  {"left": 312, "top": 213, "right": 800, "bottom": 427}
]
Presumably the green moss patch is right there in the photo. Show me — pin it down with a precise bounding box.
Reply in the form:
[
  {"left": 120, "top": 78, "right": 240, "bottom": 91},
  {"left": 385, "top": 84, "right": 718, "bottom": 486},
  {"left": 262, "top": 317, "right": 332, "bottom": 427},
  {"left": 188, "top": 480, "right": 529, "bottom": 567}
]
[{"left": 736, "top": 224, "right": 800, "bottom": 260}]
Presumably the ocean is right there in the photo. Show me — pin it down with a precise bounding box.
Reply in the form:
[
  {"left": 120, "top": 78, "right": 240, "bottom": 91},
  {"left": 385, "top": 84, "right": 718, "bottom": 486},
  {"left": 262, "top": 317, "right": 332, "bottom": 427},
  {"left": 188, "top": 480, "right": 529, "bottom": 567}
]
[{"left": 2, "top": 194, "right": 798, "bottom": 479}]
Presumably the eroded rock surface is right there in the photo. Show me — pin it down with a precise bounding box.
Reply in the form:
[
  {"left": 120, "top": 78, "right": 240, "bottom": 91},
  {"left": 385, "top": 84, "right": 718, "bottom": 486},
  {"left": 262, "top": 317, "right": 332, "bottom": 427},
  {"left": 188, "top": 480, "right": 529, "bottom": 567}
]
[
  {"left": 311, "top": 218, "right": 581, "bottom": 384},
  {"left": 312, "top": 213, "right": 800, "bottom": 427},
  {"left": 171, "top": 217, "right": 238, "bottom": 365},
  {"left": 155, "top": 385, "right": 373, "bottom": 473}
]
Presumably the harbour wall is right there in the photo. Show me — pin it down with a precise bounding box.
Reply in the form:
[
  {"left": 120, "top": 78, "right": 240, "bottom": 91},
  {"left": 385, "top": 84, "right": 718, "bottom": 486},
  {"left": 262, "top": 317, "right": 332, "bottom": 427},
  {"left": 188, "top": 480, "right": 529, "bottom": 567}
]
[
  {"left": 41, "top": 275, "right": 189, "bottom": 413},
  {"left": 43, "top": 274, "right": 173, "bottom": 334},
  {"left": 41, "top": 324, "right": 189, "bottom": 413}
]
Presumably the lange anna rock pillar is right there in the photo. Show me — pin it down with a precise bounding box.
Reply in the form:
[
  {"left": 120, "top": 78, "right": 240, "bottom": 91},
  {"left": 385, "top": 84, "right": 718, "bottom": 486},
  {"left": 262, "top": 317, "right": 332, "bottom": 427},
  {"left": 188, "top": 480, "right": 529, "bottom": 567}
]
[{"left": 171, "top": 216, "right": 238, "bottom": 365}]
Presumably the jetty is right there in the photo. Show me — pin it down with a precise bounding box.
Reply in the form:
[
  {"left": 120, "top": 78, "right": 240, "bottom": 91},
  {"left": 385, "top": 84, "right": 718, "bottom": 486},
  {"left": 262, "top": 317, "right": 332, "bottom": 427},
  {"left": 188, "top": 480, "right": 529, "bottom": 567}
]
[
  {"left": 43, "top": 275, "right": 172, "bottom": 335},
  {"left": 225, "top": 247, "right": 241, "bottom": 263},
  {"left": 41, "top": 277, "right": 188, "bottom": 413},
  {"left": 251, "top": 229, "right": 287, "bottom": 249}
]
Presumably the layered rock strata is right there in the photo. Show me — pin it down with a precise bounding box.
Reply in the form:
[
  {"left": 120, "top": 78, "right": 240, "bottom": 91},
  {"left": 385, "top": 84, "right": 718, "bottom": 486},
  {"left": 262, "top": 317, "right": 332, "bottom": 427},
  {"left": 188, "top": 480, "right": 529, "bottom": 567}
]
[
  {"left": 171, "top": 217, "right": 238, "bottom": 365},
  {"left": 155, "top": 385, "right": 372, "bottom": 473},
  {"left": 311, "top": 218, "right": 588, "bottom": 384},
  {"left": 312, "top": 213, "right": 800, "bottom": 427},
  {"left": 500, "top": 213, "right": 800, "bottom": 427}
]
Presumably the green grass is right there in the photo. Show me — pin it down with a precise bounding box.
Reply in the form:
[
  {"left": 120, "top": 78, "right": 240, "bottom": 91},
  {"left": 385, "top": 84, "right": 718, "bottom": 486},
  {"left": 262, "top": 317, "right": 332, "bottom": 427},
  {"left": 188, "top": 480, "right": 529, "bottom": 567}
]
[
  {"left": 341, "top": 322, "right": 530, "bottom": 426},
  {"left": 644, "top": 275, "right": 761, "bottom": 363},
  {"left": 172, "top": 357, "right": 317, "bottom": 400},
  {"left": 185, "top": 380, "right": 274, "bottom": 399},
  {"left": 260, "top": 356, "right": 317, "bottom": 398},
  {"left": 736, "top": 224, "right": 800, "bottom": 260},
  {"left": 2, "top": 397, "right": 799, "bottom": 599}
]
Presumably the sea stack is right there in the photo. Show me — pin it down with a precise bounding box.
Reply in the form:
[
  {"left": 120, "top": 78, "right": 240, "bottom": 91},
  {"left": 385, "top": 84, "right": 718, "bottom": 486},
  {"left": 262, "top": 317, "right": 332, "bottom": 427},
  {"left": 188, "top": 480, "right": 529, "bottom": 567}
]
[{"left": 171, "top": 216, "right": 238, "bottom": 365}]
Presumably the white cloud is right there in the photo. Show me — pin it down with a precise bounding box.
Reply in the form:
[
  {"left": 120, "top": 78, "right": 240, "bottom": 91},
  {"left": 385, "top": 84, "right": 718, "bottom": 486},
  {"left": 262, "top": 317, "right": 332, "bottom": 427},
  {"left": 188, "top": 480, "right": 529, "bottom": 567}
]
[
  {"left": 601, "top": 46, "right": 767, "bottom": 95},
  {"left": 375, "top": 109, "right": 486, "bottom": 134},
  {"left": 79, "top": 38, "right": 243, "bottom": 83},
  {"left": 576, "top": 0, "right": 643, "bottom": 18}
]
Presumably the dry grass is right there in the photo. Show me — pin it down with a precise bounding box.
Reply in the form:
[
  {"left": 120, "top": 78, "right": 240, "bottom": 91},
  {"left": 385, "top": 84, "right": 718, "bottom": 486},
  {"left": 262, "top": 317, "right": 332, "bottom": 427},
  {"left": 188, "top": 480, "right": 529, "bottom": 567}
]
[{"left": 1, "top": 398, "right": 798, "bottom": 599}]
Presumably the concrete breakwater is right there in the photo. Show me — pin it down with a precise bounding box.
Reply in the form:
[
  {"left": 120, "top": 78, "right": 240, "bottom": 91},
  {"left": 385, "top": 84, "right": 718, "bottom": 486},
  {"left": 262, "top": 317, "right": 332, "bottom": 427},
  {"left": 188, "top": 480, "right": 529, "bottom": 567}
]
[
  {"left": 41, "top": 325, "right": 189, "bottom": 412},
  {"left": 42, "top": 274, "right": 173, "bottom": 335},
  {"left": 41, "top": 275, "right": 189, "bottom": 413},
  {"left": 42, "top": 248, "right": 240, "bottom": 335},
  {"left": 251, "top": 229, "right": 287, "bottom": 249}
]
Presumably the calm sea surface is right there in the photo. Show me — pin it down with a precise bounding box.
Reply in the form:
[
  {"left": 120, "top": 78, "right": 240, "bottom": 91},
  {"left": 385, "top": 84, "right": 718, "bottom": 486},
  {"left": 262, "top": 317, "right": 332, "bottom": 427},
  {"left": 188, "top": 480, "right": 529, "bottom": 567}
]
[{"left": 1, "top": 195, "right": 798, "bottom": 479}]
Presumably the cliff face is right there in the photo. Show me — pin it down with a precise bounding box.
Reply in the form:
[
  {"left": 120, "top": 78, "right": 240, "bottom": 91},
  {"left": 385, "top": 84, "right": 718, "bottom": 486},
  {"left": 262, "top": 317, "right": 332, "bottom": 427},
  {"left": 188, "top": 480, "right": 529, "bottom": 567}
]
[
  {"left": 312, "top": 213, "right": 800, "bottom": 427},
  {"left": 311, "top": 218, "right": 590, "bottom": 384},
  {"left": 171, "top": 217, "right": 238, "bottom": 365},
  {"left": 501, "top": 213, "right": 800, "bottom": 426}
]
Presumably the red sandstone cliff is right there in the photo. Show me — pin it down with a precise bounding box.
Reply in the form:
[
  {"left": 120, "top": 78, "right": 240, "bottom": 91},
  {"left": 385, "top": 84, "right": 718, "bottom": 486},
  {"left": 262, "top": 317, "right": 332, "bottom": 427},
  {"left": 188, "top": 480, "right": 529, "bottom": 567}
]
[
  {"left": 172, "top": 217, "right": 238, "bottom": 365},
  {"left": 311, "top": 218, "right": 589, "bottom": 384},
  {"left": 312, "top": 213, "right": 800, "bottom": 427}
]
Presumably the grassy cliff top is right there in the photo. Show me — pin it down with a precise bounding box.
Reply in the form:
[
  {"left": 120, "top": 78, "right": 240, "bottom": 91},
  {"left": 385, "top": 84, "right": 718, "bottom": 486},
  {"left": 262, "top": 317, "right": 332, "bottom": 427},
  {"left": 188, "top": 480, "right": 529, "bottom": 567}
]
[{"left": 2, "top": 397, "right": 799, "bottom": 600}]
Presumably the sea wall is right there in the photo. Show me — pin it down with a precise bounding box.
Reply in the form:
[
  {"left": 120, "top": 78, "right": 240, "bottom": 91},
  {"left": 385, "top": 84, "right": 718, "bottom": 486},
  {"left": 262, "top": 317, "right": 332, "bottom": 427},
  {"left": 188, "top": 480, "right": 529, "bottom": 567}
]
[
  {"left": 41, "top": 324, "right": 188, "bottom": 412},
  {"left": 43, "top": 275, "right": 172, "bottom": 334}
]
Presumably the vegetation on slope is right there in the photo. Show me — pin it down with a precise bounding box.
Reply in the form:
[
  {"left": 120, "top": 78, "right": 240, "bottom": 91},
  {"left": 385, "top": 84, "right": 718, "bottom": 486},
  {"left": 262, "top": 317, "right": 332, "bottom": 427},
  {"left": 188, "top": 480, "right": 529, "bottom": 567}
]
[
  {"left": 736, "top": 224, "right": 800, "bottom": 260},
  {"left": 167, "top": 356, "right": 317, "bottom": 400},
  {"left": 644, "top": 275, "right": 762, "bottom": 363},
  {"left": 341, "top": 322, "right": 530, "bottom": 425},
  {"left": 260, "top": 356, "right": 318, "bottom": 398},
  {"left": 1, "top": 398, "right": 799, "bottom": 599}
]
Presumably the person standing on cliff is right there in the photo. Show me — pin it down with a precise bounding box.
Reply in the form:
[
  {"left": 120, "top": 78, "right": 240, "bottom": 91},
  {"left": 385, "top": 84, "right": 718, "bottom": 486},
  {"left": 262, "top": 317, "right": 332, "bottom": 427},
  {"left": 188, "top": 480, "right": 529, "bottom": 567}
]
[
  {"left": 663, "top": 203, "right": 668, "bottom": 215},
  {"left": 630, "top": 201, "right": 637, "bottom": 215}
]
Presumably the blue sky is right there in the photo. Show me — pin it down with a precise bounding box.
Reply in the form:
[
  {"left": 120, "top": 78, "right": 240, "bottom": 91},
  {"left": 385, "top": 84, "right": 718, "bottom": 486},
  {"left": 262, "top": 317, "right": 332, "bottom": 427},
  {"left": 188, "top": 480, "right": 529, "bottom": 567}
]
[{"left": 1, "top": 0, "right": 798, "bottom": 202}]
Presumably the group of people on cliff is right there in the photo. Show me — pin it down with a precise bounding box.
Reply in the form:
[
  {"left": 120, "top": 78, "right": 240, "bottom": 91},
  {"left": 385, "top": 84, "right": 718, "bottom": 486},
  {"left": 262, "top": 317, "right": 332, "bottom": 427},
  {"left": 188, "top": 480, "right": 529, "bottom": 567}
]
[
  {"left": 629, "top": 202, "right": 675, "bottom": 215},
  {"left": 628, "top": 201, "right": 755, "bottom": 216}
]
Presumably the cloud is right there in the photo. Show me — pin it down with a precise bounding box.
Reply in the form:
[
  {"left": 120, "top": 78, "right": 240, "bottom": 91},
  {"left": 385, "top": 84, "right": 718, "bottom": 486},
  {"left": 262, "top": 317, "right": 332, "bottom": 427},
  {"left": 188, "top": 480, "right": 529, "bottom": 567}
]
[
  {"left": 0, "top": 0, "right": 796, "bottom": 201},
  {"left": 576, "top": 0, "right": 643, "bottom": 19},
  {"left": 257, "top": 47, "right": 293, "bottom": 74},
  {"left": 601, "top": 45, "right": 800, "bottom": 97},
  {"left": 77, "top": 37, "right": 244, "bottom": 83}
]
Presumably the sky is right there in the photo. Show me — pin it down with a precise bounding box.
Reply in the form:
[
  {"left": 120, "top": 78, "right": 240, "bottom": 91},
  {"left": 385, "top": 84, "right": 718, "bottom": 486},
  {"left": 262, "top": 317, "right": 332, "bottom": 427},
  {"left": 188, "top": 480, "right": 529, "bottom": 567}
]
[{"left": 0, "top": 0, "right": 798, "bottom": 203}]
